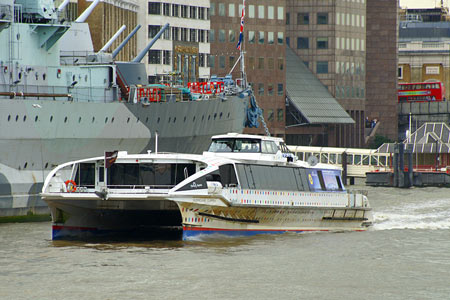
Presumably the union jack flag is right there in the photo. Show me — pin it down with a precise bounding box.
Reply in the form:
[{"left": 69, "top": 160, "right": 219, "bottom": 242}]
[{"left": 236, "top": 1, "right": 245, "bottom": 50}]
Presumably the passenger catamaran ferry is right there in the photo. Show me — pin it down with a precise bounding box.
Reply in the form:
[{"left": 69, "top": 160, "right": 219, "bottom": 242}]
[{"left": 41, "top": 133, "right": 373, "bottom": 240}]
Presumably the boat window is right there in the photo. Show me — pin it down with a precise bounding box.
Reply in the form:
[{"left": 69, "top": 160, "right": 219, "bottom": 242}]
[
  {"left": 320, "top": 153, "right": 328, "bottom": 163},
  {"left": 218, "top": 164, "right": 238, "bottom": 187},
  {"left": 261, "top": 141, "right": 277, "bottom": 153},
  {"left": 296, "top": 152, "right": 304, "bottom": 160},
  {"left": 354, "top": 155, "right": 361, "bottom": 165},
  {"left": 75, "top": 163, "right": 95, "bottom": 187},
  {"left": 362, "top": 155, "right": 369, "bottom": 165},
  {"left": 235, "top": 164, "right": 310, "bottom": 191},
  {"left": 329, "top": 153, "right": 336, "bottom": 164},
  {"left": 208, "top": 138, "right": 261, "bottom": 153},
  {"left": 107, "top": 163, "right": 196, "bottom": 188}
]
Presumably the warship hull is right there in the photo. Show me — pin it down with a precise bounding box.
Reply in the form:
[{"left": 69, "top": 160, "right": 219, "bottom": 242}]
[{"left": 0, "top": 97, "right": 248, "bottom": 216}]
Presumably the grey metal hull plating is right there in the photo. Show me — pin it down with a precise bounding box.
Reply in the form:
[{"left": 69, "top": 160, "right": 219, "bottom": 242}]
[{"left": 0, "top": 96, "right": 248, "bottom": 216}]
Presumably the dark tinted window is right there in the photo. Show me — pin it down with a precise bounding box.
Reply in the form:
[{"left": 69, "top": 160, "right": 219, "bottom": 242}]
[{"left": 75, "top": 163, "right": 95, "bottom": 187}]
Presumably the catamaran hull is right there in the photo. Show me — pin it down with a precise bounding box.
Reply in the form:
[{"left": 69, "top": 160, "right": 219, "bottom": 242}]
[
  {"left": 0, "top": 96, "right": 248, "bottom": 217},
  {"left": 44, "top": 197, "right": 372, "bottom": 240}
]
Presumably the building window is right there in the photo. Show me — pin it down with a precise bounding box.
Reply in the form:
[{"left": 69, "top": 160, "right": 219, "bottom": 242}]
[
  {"left": 267, "top": 109, "right": 274, "bottom": 121},
  {"left": 278, "top": 7, "right": 284, "bottom": 20},
  {"left": 181, "top": 5, "right": 188, "bottom": 18},
  {"left": 268, "top": 84, "right": 274, "bottom": 95},
  {"left": 316, "top": 61, "right": 328, "bottom": 74},
  {"left": 229, "top": 3, "right": 235, "bottom": 17},
  {"left": 172, "top": 27, "right": 179, "bottom": 41},
  {"left": 148, "top": 50, "right": 160, "bottom": 64},
  {"left": 163, "top": 3, "right": 170, "bottom": 16},
  {"left": 258, "top": 5, "right": 264, "bottom": 19},
  {"left": 258, "top": 83, "right": 264, "bottom": 95},
  {"left": 190, "top": 6, "right": 197, "bottom": 19},
  {"left": 317, "top": 37, "right": 328, "bottom": 49},
  {"left": 317, "top": 13, "right": 328, "bottom": 24},
  {"left": 277, "top": 32, "right": 283, "bottom": 45},
  {"left": 268, "top": 57, "right": 274, "bottom": 69},
  {"left": 278, "top": 58, "right": 284, "bottom": 70},
  {"left": 286, "top": 37, "right": 290, "bottom": 46},
  {"left": 297, "top": 13, "right": 309, "bottom": 25},
  {"left": 208, "top": 55, "right": 215, "bottom": 68},
  {"left": 248, "top": 31, "right": 255, "bottom": 44},
  {"left": 171, "top": 4, "right": 179, "bottom": 17},
  {"left": 277, "top": 108, "right": 284, "bottom": 121},
  {"left": 219, "top": 29, "right": 225, "bottom": 42},
  {"left": 199, "top": 30, "right": 205, "bottom": 43},
  {"left": 210, "top": 3, "right": 215, "bottom": 16},
  {"left": 148, "top": 25, "right": 161, "bottom": 38},
  {"left": 268, "top": 6, "right": 274, "bottom": 19},
  {"left": 190, "top": 29, "right": 196, "bottom": 42},
  {"left": 229, "top": 56, "right": 235, "bottom": 68},
  {"left": 163, "top": 50, "right": 171, "bottom": 65},
  {"left": 181, "top": 28, "right": 188, "bottom": 41},
  {"left": 258, "top": 31, "right": 264, "bottom": 44},
  {"left": 219, "top": 56, "right": 225, "bottom": 69},
  {"left": 277, "top": 83, "right": 283, "bottom": 96},
  {"left": 297, "top": 37, "right": 309, "bottom": 49},
  {"left": 219, "top": 3, "right": 225, "bottom": 16},
  {"left": 268, "top": 32, "right": 274, "bottom": 44},
  {"left": 209, "top": 29, "right": 215, "bottom": 42},
  {"left": 258, "top": 57, "right": 264, "bottom": 69},
  {"left": 249, "top": 5, "right": 255, "bottom": 18},
  {"left": 398, "top": 66, "right": 403, "bottom": 79},
  {"left": 286, "top": 12, "right": 290, "bottom": 24},
  {"left": 199, "top": 53, "right": 205, "bottom": 67},
  {"left": 199, "top": 7, "right": 205, "bottom": 19},
  {"left": 229, "top": 30, "right": 236, "bottom": 42},
  {"left": 148, "top": 2, "right": 161, "bottom": 15},
  {"left": 248, "top": 57, "right": 255, "bottom": 69}
]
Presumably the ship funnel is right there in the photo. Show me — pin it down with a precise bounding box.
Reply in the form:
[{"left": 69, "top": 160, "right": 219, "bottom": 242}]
[
  {"left": 75, "top": 0, "right": 100, "bottom": 23},
  {"left": 57, "top": 0, "right": 70, "bottom": 12},
  {"left": 99, "top": 25, "right": 126, "bottom": 52},
  {"left": 133, "top": 23, "right": 169, "bottom": 63},
  {"left": 112, "top": 25, "right": 141, "bottom": 59}
]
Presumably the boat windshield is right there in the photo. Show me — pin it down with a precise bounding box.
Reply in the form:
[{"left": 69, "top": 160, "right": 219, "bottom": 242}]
[{"left": 208, "top": 138, "right": 261, "bottom": 153}]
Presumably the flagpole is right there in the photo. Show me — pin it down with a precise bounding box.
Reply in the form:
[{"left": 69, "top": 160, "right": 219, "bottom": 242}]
[{"left": 241, "top": 0, "right": 246, "bottom": 89}]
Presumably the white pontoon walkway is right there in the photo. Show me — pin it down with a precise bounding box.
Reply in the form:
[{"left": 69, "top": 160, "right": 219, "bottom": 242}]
[{"left": 287, "top": 145, "right": 391, "bottom": 178}]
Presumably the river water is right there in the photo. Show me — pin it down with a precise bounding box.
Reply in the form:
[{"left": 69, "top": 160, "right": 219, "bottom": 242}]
[{"left": 1, "top": 185, "right": 450, "bottom": 300}]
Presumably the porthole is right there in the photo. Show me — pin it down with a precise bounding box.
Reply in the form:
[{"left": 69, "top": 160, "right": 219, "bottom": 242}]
[
  {"left": 193, "top": 116, "right": 196, "bottom": 122},
  {"left": 111, "top": 117, "right": 115, "bottom": 123},
  {"left": 18, "top": 72, "right": 22, "bottom": 79},
  {"left": 157, "top": 117, "right": 160, "bottom": 123},
  {"left": 45, "top": 162, "right": 49, "bottom": 169},
  {"left": 64, "top": 116, "right": 68, "bottom": 123},
  {"left": 227, "top": 112, "right": 230, "bottom": 118},
  {"left": 15, "top": 115, "right": 18, "bottom": 121},
  {"left": 214, "top": 113, "right": 217, "bottom": 120},
  {"left": 173, "top": 117, "right": 176, "bottom": 123},
  {"left": 219, "top": 112, "right": 223, "bottom": 118},
  {"left": 208, "top": 115, "right": 211, "bottom": 121},
  {"left": 127, "top": 117, "right": 130, "bottom": 123},
  {"left": 184, "top": 116, "right": 186, "bottom": 122},
  {"left": 24, "top": 162, "right": 27, "bottom": 169},
  {"left": 50, "top": 116, "right": 53, "bottom": 122},
  {"left": 145, "top": 117, "right": 149, "bottom": 123},
  {"left": 168, "top": 117, "right": 171, "bottom": 123},
  {"left": 78, "top": 117, "right": 82, "bottom": 123},
  {"left": 136, "top": 117, "right": 139, "bottom": 123},
  {"left": 35, "top": 116, "right": 38, "bottom": 122},
  {"left": 105, "top": 117, "right": 108, "bottom": 123},
  {"left": 43, "top": 73, "right": 46, "bottom": 80},
  {"left": 23, "top": 115, "right": 26, "bottom": 122},
  {"left": 202, "top": 115, "right": 204, "bottom": 121},
  {"left": 7, "top": 115, "right": 11, "bottom": 121},
  {"left": 16, "top": 33, "right": 20, "bottom": 40},
  {"left": 92, "top": 117, "right": 95, "bottom": 123}
]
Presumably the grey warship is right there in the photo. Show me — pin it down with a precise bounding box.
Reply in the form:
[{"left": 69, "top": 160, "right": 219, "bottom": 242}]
[{"left": 0, "top": 0, "right": 250, "bottom": 217}]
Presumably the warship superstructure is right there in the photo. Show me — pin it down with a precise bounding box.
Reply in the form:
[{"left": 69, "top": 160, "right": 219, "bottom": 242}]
[{"left": 0, "top": 0, "right": 249, "bottom": 216}]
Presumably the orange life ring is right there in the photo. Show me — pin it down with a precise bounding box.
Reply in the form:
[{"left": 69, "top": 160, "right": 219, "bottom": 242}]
[{"left": 65, "top": 180, "right": 77, "bottom": 192}]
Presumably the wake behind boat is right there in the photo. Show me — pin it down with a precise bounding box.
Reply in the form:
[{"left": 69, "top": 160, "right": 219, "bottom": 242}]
[{"left": 41, "top": 133, "right": 373, "bottom": 240}]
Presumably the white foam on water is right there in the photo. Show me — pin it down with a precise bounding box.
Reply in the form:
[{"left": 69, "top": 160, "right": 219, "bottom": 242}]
[{"left": 373, "top": 198, "right": 450, "bottom": 231}]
